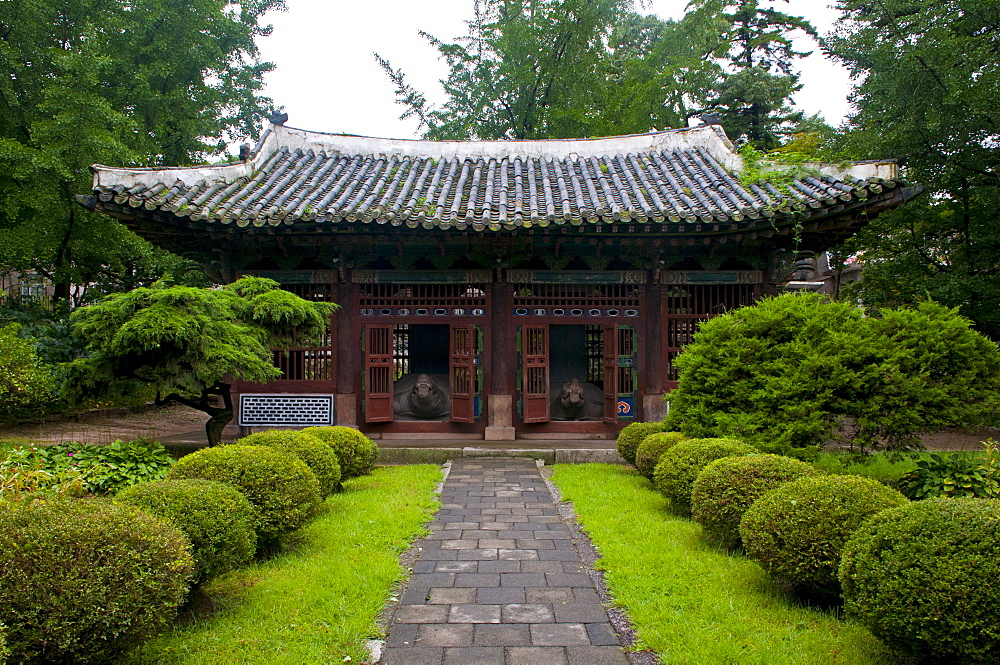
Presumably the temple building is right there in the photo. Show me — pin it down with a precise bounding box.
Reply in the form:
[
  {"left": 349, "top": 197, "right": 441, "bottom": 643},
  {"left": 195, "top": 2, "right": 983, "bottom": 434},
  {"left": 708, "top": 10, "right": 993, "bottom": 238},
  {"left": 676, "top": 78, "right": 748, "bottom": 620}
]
[{"left": 81, "top": 119, "right": 919, "bottom": 440}]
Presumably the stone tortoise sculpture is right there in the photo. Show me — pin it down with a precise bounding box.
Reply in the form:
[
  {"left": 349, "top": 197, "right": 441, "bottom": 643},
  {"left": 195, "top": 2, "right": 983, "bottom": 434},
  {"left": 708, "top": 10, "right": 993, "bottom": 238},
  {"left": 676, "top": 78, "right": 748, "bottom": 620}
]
[
  {"left": 550, "top": 378, "right": 604, "bottom": 421},
  {"left": 393, "top": 373, "right": 451, "bottom": 420}
]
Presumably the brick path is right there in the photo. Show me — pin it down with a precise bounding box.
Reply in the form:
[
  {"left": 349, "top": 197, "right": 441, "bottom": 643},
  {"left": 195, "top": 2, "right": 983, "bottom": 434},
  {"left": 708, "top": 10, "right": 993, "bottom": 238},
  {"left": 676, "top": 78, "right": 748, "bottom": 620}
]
[{"left": 380, "top": 457, "right": 629, "bottom": 665}]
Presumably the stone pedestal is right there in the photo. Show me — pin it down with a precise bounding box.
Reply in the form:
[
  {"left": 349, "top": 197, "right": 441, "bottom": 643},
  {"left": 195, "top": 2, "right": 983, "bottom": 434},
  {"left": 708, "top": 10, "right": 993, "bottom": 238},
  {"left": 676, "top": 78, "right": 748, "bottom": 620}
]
[
  {"left": 643, "top": 393, "right": 667, "bottom": 423},
  {"left": 484, "top": 394, "right": 516, "bottom": 440},
  {"left": 335, "top": 393, "right": 358, "bottom": 427}
]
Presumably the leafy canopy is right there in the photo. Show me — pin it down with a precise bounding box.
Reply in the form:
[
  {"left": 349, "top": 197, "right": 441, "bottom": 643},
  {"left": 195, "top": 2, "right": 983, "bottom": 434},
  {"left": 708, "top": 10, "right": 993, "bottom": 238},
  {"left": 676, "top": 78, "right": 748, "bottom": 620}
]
[
  {"left": 0, "top": 0, "right": 283, "bottom": 300},
  {"left": 67, "top": 277, "right": 336, "bottom": 443},
  {"left": 665, "top": 293, "right": 1000, "bottom": 453},
  {"left": 827, "top": 0, "right": 1000, "bottom": 339}
]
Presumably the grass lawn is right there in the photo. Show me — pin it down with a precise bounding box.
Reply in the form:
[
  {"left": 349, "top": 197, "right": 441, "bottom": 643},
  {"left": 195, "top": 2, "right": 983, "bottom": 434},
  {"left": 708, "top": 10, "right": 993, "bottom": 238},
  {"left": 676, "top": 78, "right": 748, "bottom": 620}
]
[
  {"left": 129, "top": 464, "right": 442, "bottom": 664},
  {"left": 551, "top": 463, "right": 896, "bottom": 665}
]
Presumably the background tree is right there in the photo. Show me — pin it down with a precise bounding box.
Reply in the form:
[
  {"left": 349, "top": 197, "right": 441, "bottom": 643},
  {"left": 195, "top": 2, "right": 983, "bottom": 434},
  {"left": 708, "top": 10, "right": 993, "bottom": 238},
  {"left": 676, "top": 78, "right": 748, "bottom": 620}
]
[
  {"left": 827, "top": 0, "right": 1000, "bottom": 339},
  {"left": 685, "top": 0, "right": 816, "bottom": 148},
  {"left": 0, "top": 0, "right": 283, "bottom": 303},
  {"left": 0, "top": 323, "right": 54, "bottom": 421},
  {"left": 67, "top": 277, "right": 336, "bottom": 445},
  {"left": 376, "top": 0, "right": 720, "bottom": 140}
]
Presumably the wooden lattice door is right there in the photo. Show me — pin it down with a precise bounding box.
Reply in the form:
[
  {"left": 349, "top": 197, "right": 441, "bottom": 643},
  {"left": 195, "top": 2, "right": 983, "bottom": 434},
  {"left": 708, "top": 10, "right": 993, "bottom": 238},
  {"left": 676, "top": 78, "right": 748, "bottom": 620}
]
[
  {"left": 364, "top": 324, "right": 394, "bottom": 423},
  {"left": 602, "top": 324, "right": 619, "bottom": 424},
  {"left": 522, "top": 325, "right": 550, "bottom": 423},
  {"left": 450, "top": 324, "right": 476, "bottom": 423}
]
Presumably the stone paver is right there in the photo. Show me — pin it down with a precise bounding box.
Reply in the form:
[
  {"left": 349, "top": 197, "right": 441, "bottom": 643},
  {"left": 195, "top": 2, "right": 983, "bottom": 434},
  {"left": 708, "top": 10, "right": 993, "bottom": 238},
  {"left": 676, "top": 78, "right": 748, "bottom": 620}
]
[{"left": 381, "top": 457, "right": 628, "bottom": 665}]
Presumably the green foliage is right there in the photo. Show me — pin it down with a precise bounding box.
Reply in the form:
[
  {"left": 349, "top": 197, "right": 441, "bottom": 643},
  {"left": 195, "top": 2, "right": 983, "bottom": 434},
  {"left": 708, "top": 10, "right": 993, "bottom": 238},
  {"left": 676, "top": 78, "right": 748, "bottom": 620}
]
[
  {"left": 635, "top": 431, "right": 688, "bottom": 479},
  {"left": 235, "top": 430, "right": 341, "bottom": 497},
  {"left": 301, "top": 426, "right": 379, "bottom": 480},
  {"left": 691, "top": 453, "right": 818, "bottom": 550},
  {"left": 840, "top": 498, "right": 1000, "bottom": 664},
  {"left": 897, "top": 441, "right": 1000, "bottom": 500},
  {"left": 616, "top": 421, "right": 666, "bottom": 465},
  {"left": 652, "top": 438, "right": 758, "bottom": 515},
  {"left": 665, "top": 293, "right": 1000, "bottom": 452},
  {"left": 0, "top": 497, "right": 192, "bottom": 664},
  {"left": 117, "top": 479, "right": 256, "bottom": 585},
  {"left": 377, "top": 0, "right": 724, "bottom": 140},
  {"left": 740, "top": 475, "right": 908, "bottom": 598},
  {"left": 168, "top": 444, "right": 321, "bottom": 545},
  {"left": 810, "top": 451, "right": 918, "bottom": 487},
  {"left": 551, "top": 464, "right": 894, "bottom": 664},
  {"left": 685, "top": 0, "right": 816, "bottom": 148},
  {"left": 0, "top": 323, "right": 54, "bottom": 419},
  {"left": 0, "top": 0, "right": 282, "bottom": 300},
  {"left": 68, "top": 277, "right": 336, "bottom": 444},
  {"left": 828, "top": 0, "right": 1000, "bottom": 339},
  {"left": 0, "top": 623, "right": 8, "bottom": 665},
  {"left": 128, "top": 466, "right": 442, "bottom": 665},
  {"left": 0, "top": 438, "right": 174, "bottom": 495}
]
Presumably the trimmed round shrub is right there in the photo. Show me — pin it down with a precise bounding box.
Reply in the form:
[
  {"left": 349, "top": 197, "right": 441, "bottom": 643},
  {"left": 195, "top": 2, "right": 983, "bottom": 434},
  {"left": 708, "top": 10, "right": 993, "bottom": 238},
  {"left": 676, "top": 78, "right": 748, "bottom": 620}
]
[
  {"left": 740, "top": 475, "right": 908, "bottom": 597},
  {"left": 235, "top": 430, "right": 341, "bottom": 497},
  {"left": 117, "top": 479, "right": 256, "bottom": 584},
  {"left": 0, "top": 497, "right": 192, "bottom": 664},
  {"left": 635, "top": 431, "right": 688, "bottom": 478},
  {"left": 168, "top": 445, "right": 320, "bottom": 544},
  {"left": 840, "top": 498, "right": 1000, "bottom": 664},
  {"left": 652, "top": 438, "right": 757, "bottom": 515},
  {"left": 691, "top": 454, "right": 819, "bottom": 549},
  {"left": 302, "top": 426, "right": 378, "bottom": 480},
  {"left": 616, "top": 422, "right": 666, "bottom": 465}
]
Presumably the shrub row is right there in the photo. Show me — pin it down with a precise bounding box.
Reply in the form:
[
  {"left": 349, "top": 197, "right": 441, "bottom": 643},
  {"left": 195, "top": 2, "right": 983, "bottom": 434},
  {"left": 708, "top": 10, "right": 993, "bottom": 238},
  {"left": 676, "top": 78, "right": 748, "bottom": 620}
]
[
  {"left": 643, "top": 431, "right": 1000, "bottom": 663},
  {"left": 0, "top": 425, "right": 379, "bottom": 664}
]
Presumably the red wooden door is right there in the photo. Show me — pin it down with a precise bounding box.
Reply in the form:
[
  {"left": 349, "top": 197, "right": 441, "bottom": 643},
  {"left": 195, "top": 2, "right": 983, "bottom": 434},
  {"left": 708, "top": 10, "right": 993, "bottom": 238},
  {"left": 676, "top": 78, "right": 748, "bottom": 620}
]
[
  {"left": 522, "top": 325, "right": 550, "bottom": 423},
  {"left": 450, "top": 324, "right": 476, "bottom": 423},
  {"left": 603, "top": 324, "right": 619, "bottom": 423},
  {"left": 364, "top": 324, "right": 394, "bottom": 422}
]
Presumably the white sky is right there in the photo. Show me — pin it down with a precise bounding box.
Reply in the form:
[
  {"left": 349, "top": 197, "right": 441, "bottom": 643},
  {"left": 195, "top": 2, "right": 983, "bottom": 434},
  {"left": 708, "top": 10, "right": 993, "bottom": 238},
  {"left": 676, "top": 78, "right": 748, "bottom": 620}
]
[{"left": 256, "top": 0, "right": 853, "bottom": 140}]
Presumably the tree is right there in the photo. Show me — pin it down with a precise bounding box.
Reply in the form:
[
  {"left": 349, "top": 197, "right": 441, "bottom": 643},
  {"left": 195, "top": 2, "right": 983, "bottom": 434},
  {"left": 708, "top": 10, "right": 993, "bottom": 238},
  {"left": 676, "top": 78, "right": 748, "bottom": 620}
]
[
  {"left": 664, "top": 294, "right": 1000, "bottom": 454},
  {"left": 685, "top": 0, "right": 817, "bottom": 148},
  {"left": 827, "top": 0, "right": 1000, "bottom": 339},
  {"left": 0, "top": 323, "right": 54, "bottom": 420},
  {"left": 0, "top": 0, "right": 283, "bottom": 302},
  {"left": 377, "top": 0, "right": 720, "bottom": 140},
  {"left": 67, "top": 277, "right": 336, "bottom": 445}
]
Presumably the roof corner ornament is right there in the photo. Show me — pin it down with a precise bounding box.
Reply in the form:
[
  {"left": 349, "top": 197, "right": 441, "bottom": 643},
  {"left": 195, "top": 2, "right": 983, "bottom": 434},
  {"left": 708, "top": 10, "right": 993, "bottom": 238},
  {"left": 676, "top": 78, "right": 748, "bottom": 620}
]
[
  {"left": 269, "top": 111, "right": 288, "bottom": 126},
  {"left": 238, "top": 143, "right": 251, "bottom": 162},
  {"left": 699, "top": 112, "right": 722, "bottom": 126}
]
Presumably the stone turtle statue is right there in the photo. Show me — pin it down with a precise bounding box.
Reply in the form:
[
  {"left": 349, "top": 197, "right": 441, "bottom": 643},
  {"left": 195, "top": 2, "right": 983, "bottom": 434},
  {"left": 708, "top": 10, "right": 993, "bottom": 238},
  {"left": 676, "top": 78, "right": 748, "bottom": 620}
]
[
  {"left": 393, "top": 373, "right": 451, "bottom": 420},
  {"left": 550, "top": 378, "right": 604, "bottom": 421}
]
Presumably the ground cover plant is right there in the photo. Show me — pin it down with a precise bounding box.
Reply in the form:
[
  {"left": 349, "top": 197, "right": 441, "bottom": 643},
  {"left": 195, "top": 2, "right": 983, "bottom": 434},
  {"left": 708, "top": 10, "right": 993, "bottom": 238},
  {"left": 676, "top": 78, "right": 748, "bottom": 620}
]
[
  {"left": 551, "top": 464, "right": 892, "bottom": 664},
  {"left": 0, "top": 437, "right": 174, "bottom": 495},
  {"left": 128, "top": 464, "right": 441, "bottom": 664}
]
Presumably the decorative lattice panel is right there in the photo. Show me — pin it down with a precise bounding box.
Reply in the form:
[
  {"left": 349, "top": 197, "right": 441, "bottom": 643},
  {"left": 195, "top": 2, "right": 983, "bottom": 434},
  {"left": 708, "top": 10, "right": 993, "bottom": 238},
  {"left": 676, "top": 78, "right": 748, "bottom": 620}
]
[{"left": 239, "top": 394, "right": 334, "bottom": 427}]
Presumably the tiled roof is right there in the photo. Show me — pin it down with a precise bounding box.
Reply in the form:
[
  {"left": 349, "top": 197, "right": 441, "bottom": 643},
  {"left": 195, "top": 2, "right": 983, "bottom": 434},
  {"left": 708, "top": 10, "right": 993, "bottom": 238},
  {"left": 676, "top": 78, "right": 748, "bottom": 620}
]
[{"left": 89, "top": 124, "right": 901, "bottom": 233}]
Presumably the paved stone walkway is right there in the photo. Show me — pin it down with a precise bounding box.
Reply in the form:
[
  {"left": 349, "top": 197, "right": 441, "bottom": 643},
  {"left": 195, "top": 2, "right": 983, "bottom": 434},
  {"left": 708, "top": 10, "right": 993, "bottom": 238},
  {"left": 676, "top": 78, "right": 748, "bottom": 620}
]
[{"left": 381, "top": 457, "right": 629, "bottom": 665}]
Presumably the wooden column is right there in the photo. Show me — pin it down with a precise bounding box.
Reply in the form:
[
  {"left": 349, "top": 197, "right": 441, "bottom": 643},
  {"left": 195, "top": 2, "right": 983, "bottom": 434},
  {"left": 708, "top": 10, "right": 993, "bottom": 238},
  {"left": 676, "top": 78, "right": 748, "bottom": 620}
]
[
  {"left": 485, "top": 281, "right": 515, "bottom": 440},
  {"left": 335, "top": 281, "right": 358, "bottom": 427},
  {"left": 643, "top": 282, "right": 667, "bottom": 422}
]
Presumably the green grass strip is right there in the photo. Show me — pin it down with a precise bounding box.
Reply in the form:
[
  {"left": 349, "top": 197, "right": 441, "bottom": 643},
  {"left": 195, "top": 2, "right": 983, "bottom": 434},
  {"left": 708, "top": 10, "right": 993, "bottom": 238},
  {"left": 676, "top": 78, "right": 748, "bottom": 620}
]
[
  {"left": 550, "top": 463, "right": 894, "bottom": 665},
  {"left": 130, "top": 464, "right": 442, "bottom": 664}
]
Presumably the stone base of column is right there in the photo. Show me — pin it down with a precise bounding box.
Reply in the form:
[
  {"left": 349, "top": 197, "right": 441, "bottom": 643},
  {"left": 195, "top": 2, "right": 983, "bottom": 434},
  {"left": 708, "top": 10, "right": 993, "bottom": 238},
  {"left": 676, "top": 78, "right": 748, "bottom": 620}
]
[
  {"left": 335, "top": 393, "right": 358, "bottom": 427},
  {"left": 485, "top": 394, "right": 516, "bottom": 440},
  {"left": 643, "top": 393, "right": 667, "bottom": 422}
]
